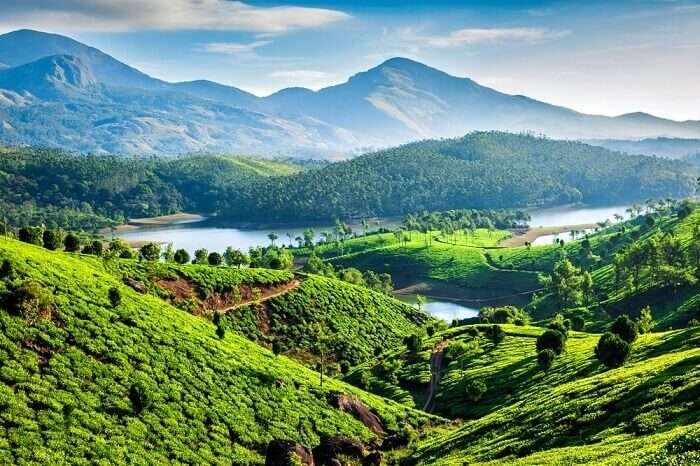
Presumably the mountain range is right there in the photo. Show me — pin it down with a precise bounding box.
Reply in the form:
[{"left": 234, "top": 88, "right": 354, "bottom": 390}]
[{"left": 1, "top": 29, "right": 700, "bottom": 157}]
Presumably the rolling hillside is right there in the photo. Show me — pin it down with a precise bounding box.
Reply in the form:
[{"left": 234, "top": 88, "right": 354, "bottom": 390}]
[{"left": 0, "top": 237, "right": 435, "bottom": 464}]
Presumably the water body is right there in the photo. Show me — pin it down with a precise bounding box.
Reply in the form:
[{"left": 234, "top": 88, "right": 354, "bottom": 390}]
[
  {"left": 532, "top": 228, "right": 594, "bottom": 246},
  {"left": 527, "top": 204, "right": 630, "bottom": 228},
  {"left": 117, "top": 204, "right": 632, "bottom": 255},
  {"left": 397, "top": 295, "right": 479, "bottom": 322}
]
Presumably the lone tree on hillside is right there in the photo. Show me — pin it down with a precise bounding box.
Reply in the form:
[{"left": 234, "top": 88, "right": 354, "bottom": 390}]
[
  {"left": 536, "top": 329, "right": 565, "bottom": 355},
  {"left": 610, "top": 315, "right": 638, "bottom": 343},
  {"left": 174, "top": 249, "right": 190, "bottom": 265},
  {"left": 595, "top": 332, "right": 631, "bottom": 368},
  {"left": 139, "top": 243, "right": 161, "bottom": 262},
  {"left": 267, "top": 232, "right": 278, "bottom": 247},
  {"left": 63, "top": 233, "right": 81, "bottom": 252},
  {"left": 465, "top": 380, "right": 487, "bottom": 402},
  {"left": 108, "top": 287, "right": 122, "bottom": 308},
  {"left": 207, "top": 252, "right": 222, "bottom": 266},
  {"left": 194, "top": 248, "right": 208, "bottom": 264},
  {"left": 42, "top": 229, "right": 63, "bottom": 251},
  {"left": 538, "top": 349, "right": 556, "bottom": 372},
  {"left": 224, "top": 247, "right": 250, "bottom": 268}
]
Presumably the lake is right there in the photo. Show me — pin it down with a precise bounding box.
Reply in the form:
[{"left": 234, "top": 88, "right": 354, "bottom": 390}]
[
  {"left": 116, "top": 204, "right": 632, "bottom": 255},
  {"left": 397, "top": 295, "right": 479, "bottom": 322}
]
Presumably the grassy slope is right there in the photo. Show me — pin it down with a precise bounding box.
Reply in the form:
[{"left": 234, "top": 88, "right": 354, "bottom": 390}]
[
  {"left": 345, "top": 322, "right": 700, "bottom": 465},
  {"left": 116, "top": 261, "right": 431, "bottom": 366},
  {"left": 411, "top": 325, "right": 700, "bottom": 465},
  {"left": 0, "top": 238, "right": 434, "bottom": 465},
  {"left": 324, "top": 230, "right": 540, "bottom": 303}
]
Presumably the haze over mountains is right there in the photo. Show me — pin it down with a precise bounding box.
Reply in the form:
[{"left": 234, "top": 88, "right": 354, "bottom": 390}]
[{"left": 1, "top": 29, "right": 700, "bottom": 157}]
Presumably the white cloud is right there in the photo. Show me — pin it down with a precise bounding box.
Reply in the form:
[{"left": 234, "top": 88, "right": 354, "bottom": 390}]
[
  {"left": 0, "top": 0, "right": 350, "bottom": 33},
  {"left": 198, "top": 41, "right": 271, "bottom": 55},
  {"left": 393, "top": 26, "right": 568, "bottom": 50}
]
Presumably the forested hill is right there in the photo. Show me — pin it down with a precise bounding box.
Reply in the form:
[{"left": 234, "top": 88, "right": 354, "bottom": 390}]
[
  {"left": 222, "top": 132, "right": 696, "bottom": 222},
  {"left": 0, "top": 132, "right": 695, "bottom": 229}
]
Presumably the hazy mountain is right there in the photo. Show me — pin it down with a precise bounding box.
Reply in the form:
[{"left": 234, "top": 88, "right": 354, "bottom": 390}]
[
  {"left": 0, "top": 29, "right": 699, "bottom": 156},
  {"left": 584, "top": 137, "right": 700, "bottom": 159}
]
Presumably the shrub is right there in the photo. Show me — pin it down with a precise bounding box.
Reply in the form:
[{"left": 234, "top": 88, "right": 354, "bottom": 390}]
[
  {"left": 631, "top": 411, "right": 663, "bottom": 435},
  {"left": 140, "top": 243, "right": 161, "bottom": 262},
  {"left": 18, "top": 226, "right": 43, "bottom": 246},
  {"left": 42, "top": 229, "right": 63, "bottom": 250},
  {"left": 108, "top": 239, "right": 133, "bottom": 258},
  {"left": 339, "top": 360, "right": 350, "bottom": 374},
  {"left": 83, "top": 240, "right": 104, "bottom": 256},
  {"left": 108, "top": 287, "right": 122, "bottom": 308},
  {"left": 208, "top": 252, "right": 222, "bottom": 266},
  {"left": 194, "top": 248, "right": 209, "bottom": 264},
  {"left": 272, "top": 340, "right": 283, "bottom": 356},
  {"left": 536, "top": 329, "right": 565, "bottom": 355},
  {"left": 571, "top": 315, "right": 585, "bottom": 331},
  {"left": 479, "top": 306, "right": 529, "bottom": 324},
  {"left": 465, "top": 380, "right": 487, "bottom": 402},
  {"left": 404, "top": 334, "right": 422, "bottom": 351},
  {"left": 174, "top": 249, "right": 190, "bottom": 265},
  {"left": 637, "top": 306, "right": 655, "bottom": 334},
  {"left": 610, "top": 315, "right": 638, "bottom": 343},
  {"left": 595, "top": 332, "right": 631, "bottom": 368},
  {"left": 10, "top": 280, "right": 55, "bottom": 325},
  {"left": 63, "top": 233, "right": 81, "bottom": 252},
  {"left": 0, "top": 259, "right": 14, "bottom": 280},
  {"left": 537, "top": 349, "right": 556, "bottom": 372},
  {"left": 491, "top": 325, "right": 505, "bottom": 346}
]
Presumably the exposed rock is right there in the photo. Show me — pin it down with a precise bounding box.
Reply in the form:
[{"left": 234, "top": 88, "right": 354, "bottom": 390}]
[
  {"left": 265, "top": 439, "right": 315, "bottom": 466},
  {"left": 329, "top": 393, "right": 385, "bottom": 435},
  {"left": 313, "top": 436, "right": 366, "bottom": 465}
]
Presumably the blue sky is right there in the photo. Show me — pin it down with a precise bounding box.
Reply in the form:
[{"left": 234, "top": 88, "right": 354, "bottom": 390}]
[{"left": 1, "top": 0, "right": 699, "bottom": 120}]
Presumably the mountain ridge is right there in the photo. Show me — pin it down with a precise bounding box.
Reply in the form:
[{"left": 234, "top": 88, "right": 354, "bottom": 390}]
[{"left": 0, "top": 29, "right": 699, "bottom": 156}]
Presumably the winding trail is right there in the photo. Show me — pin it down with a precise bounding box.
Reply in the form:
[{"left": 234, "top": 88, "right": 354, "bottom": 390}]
[
  {"left": 423, "top": 340, "right": 449, "bottom": 413},
  {"left": 217, "top": 278, "right": 301, "bottom": 314}
]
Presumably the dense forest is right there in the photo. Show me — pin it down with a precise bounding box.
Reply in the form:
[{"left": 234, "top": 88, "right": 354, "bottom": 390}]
[{"left": 0, "top": 132, "right": 695, "bottom": 230}]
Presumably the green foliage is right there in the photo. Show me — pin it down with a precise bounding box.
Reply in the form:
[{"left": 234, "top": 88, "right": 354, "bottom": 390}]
[
  {"left": 537, "top": 349, "right": 555, "bottom": 371},
  {"left": 491, "top": 325, "right": 505, "bottom": 346},
  {"left": 571, "top": 315, "right": 586, "bottom": 331},
  {"left": 637, "top": 306, "right": 655, "bottom": 334},
  {"left": 595, "top": 332, "right": 631, "bottom": 368},
  {"left": 63, "top": 233, "right": 81, "bottom": 252},
  {"left": 0, "top": 237, "right": 429, "bottom": 464},
  {"left": 404, "top": 334, "right": 422, "bottom": 352},
  {"left": 536, "top": 329, "right": 565, "bottom": 355},
  {"left": 610, "top": 315, "right": 639, "bottom": 343},
  {"left": 479, "top": 306, "right": 529, "bottom": 325},
  {"left": 465, "top": 380, "right": 487, "bottom": 402},
  {"left": 223, "top": 247, "right": 249, "bottom": 269},
  {"left": 139, "top": 242, "right": 161, "bottom": 262},
  {"left": 108, "top": 287, "right": 121, "bottom": 308},
  {"left": 18, "top": 226, "right": 43, "bottom": 246},
  {"left": 41, "top": 229, "right": 63, "bottom": 250},
  {"left": 174, "top": 248, "right": 190, "bottom": 265},
  {"left": 8, "top": 280, "right": 55, "bottom": 325},
  {"left": 208, "top": 252, "right": 222, "bottom": 266}
]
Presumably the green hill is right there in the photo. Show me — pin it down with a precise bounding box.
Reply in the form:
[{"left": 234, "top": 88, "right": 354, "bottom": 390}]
[
  {"left": 0, "top": 237, "right": 434, "bottom": 464},
  {"left": 221, "top": 132, "right": 696, "bottom": 222},
  {"left": 115, "top": 261, "right": 432, "bottom": 366}
]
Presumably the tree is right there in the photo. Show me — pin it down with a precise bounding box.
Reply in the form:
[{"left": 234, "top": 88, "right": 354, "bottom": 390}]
[
  {"left": 536, "top": 329, "right": 565, "bottom": 355},
  {"left": 267, "top": 232, "right": 278, "bottom": 247},
  {"left": 207, "top": 252, "right": 222, "bottom": 266},
  {"left": 339, "top": 268, "right": 365, "bottom": 286},
  {"left": 174, "top": 249, "right": 190, "bottom": 265},
  {"left": 303, "top": 253, "right": 335, "bottom": 277},
  {"left": 161, "top": 243, "right": 175, "bottom": 262},
  {"left": 595, "top": 332, "right": 631, "bottom": 368},
  {"left": 303, "top": 228, "right": 315, "bottom": 247},
  {"left": 194, "top": 248, "right": 208, "bottom": 264},
  {"left": 272, "top": 340, "right": 283, "bottom": 356},
  {"left": 491, "top": 324, "right": 505, "bottom": 347},
  {"left": 63, "top": 233, "right": 81, "bottom": 252},
  {"left": 108, "top": 239, "right": 133, "bottom": 259},
  {"left": 610, "top": 315, "right": 638, "bottom": 343},
  {"left": 313, "top": 323, "right": 331, "bottom": 387},
  {"left": 415, "top": 295, "right": 427, "bottom": 313},
  {"left": 140, "top": 243, "right": 161, "bottom": 262},
  {"left": 465, "top": 380, "right": 487, "bottom": 402},
  {"left": 637, "top": 306, "right": 655, "bottom": 334},
  {"left": 42, "top": 229, "right": 63, "bottom": 250},
  {"left": 545, "top": 259, "right": 586, "bottom": 309},
  {"left": 213, "top": 313, "right": 225, "bottom": 339},
  {"left": 0, "top": 259, "right": 14, "bottom": 280},
  {"left": 18, "top": 227, "right": 43, "bottom": 246},
  {"left": 404, "top": 334, "right": 421, "bottom": 352},
  {"left": 224, "top": 247, "right": 249, "bottom": 268},
  {"left": 571, "top": 315, "right": 585, "bottom": 332},
  {"left": 108, "top": 287, "right": 122, "bottom": 308},
  {"left": 83, "top": 240, "right": 103, "bottom": 256},
  {"left": 538, "top": 349, "right": 556, "bottom": 372}
]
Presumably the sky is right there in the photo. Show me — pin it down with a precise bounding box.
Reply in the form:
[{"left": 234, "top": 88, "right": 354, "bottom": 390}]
[{"left": 1, "top": 0, "right": 699, "bottom": 120}]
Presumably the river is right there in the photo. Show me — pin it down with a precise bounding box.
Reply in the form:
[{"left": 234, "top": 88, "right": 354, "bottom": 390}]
[{"left": 116, "top": 204, "right": 631, "bottom": 254}]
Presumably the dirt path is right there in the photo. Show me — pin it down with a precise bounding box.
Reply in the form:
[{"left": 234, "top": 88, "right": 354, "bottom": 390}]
[
  {"left": 217, "top": 278, "right": 301, "bottom": 313},
  {"left": 423, "top": 340, "right": 449, "bottom": 413},
  {"left": 500, "top": 223, "right": 597, "bottom": 247}
]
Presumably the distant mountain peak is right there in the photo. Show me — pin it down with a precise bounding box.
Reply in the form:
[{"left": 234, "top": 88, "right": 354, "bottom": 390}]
[{"left": 0, "top": 54, "right": 98, "bottom": 99}]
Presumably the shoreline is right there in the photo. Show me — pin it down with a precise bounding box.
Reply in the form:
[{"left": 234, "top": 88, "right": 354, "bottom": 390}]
[{"left": 501, "top": 223, "right": 598, "bottom": 247}]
